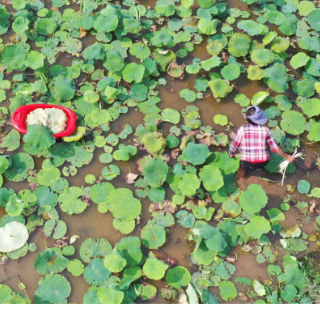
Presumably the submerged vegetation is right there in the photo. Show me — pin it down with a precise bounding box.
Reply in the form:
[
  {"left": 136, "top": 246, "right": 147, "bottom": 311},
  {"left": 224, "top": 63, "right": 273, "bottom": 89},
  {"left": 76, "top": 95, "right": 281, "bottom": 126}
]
[{"left": 0, "top": 0, "right": 320, "bottom": 304}]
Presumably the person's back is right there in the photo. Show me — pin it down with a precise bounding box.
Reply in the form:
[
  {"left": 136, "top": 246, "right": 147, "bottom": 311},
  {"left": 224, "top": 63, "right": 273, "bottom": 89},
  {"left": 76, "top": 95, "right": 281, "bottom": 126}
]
[{"left": 229, "top": 106, "right": 295, "bottom": 179}]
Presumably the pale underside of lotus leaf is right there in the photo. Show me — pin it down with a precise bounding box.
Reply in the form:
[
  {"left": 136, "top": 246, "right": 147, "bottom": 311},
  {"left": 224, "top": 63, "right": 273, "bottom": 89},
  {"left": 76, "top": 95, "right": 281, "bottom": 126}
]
[{"left": 0, "top": 222, "right": 29, "bottom": 253}]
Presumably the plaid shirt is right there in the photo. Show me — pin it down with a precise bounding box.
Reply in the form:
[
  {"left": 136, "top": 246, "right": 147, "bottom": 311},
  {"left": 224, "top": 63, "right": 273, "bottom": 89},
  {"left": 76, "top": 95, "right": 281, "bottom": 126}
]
[{"left": 229, "top": 124, "right": 280, "bottom": 163}]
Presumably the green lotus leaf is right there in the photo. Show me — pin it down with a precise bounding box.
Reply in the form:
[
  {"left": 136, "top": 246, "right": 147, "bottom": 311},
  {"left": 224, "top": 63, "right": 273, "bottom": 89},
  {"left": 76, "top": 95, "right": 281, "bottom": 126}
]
[
  {"left": 113, "top": 144, "right": 137, "bottom": 161},
  {"left": 93, "top": 14, "right": 118, "bottom": 33},
  {"left": 199, "top": 165, "right": 224, "bottom": 192},
  {"left": 34, "top": 274, "right": 71, "bottom": 304},
  {"left": 23, "top": 125, "right": 55, "bottom": 156},
  {"left": 307, "top": 9, "right": 320, "bottom": 31},
  {"left": 244, "top": 216, "right": 271, "bottom": 239},
  {"left": 58, "top": 187, "right": 87, "bottom": 215},
  {"left": 178, "top": 173, "right": 200, "bottom": 196},
  {"left": 306, "top": 58, "right": 320, "bottom": 77},
  {"left": 240, "top": 184, "right": 268, "bottom": 214},
  {"left": 280, "top": 110, "right": 306, "bottom": 135},
  {"left": 89, "top": 182, "right": 115, "bottom": 204},
  {"left": 271, "top": 37, "right": 290, "bottom": 53},
  {"left": 141, "top": 132, "right": 166, "bottom": 156},
  {"left": 50, "top": 75, "right": 76, "bottom": 102},
  {"left": 85, "top": 109, "right": 110, "bottom": 128},
  {"left": 83, "top": 42, "right": 105, "bottom": 60},
  {"left": 219, "top": 281, "right": 237, "bottom": 301},
  {"left": 84, "top": 258, "right": 111, "bottom": 285},
  {"left": 143, "top": 252, "right": 168, "bottom": 280},
  {"left": 247, "top": 65, "right": 264, "bottom": 80},
  {"left": 290, "top": 52, "right": 310, "bottom": 69},
  {"left": 24, "top": 51, "right": 45, "bottom": 70},
  {"left": 154, "top": 49, "right": 176, "bottom": 72},
  {"left": 182, "top": 142, "right": 209, "bottom": 165},
  {"left": 115, "top": 236, "right": 143, "bottom": 267},
  {"left": 263, "top": 63, "right": 289, "bottom": 93},
  {"left": 297, "top": 1, "right": 315, "bottom": 16},
  {"left": 165, "top": 266, "right": 191, "bottom": 289},
  {"left": 104, "top": 247, "right": 126, "bottom": 273},
  {"left": 209, "top": 151, "right": 239, "bottom": 175},
  {"left": 198, "top": 18, "right": 218, "bottom": 35},
  {"left": 0, "top": 43, "right": 30, "bottom": 70},
  {"left": 80, "top": 238, "right": 112, "bottom": 263},
  {"left": 264, "top": 152, "right": 295, "bottom": 174},
  {"left": 228, "top": 33, "right": 251, "bottom": 57},
  {"left": 297, "top": 180, "right": 310, "bottom": 194},
  {"left": 96, "top": 287, "right": 124, "bottom": 304},
  {"left": 5, "top": 194, "right": 24, "bottom": 217},
  {"left": 0, "top": 129, "right": 20, "bottom": 152},
  {"left": 299, "top": 98, "right": 320, "bottom": 118},
  {"left": 267, "top": 208, "right": 285, "bottom": 223},
  {"left": 161, "top": 108, "right": 180, "bottom": 124},
  {"left": 307, "top": 122, "right": 320, "bottom": 142},
  {"left": 207, "top": 41, "right": 223, "bottom": 55},
  {"left": 0, "top": 6, "right": 10, "bottom": 35},
  {"left": 141, "top": 222, "right": 166, "bottom": 249},
  {"left": 213, "top": 114, "right": 228, "bottom": 126},
  {"left": 209, "top": 79, "right": 233, "bottom": 99},
  {"left": 251, "top": 91, "right": 270, "bottom": 106},
  {"left": 142, "top": 158, "right": 168, "bottom": 188},
  {"left": 36, "top": 18, "right": 57, "bottom": 35},
  {"left": 167, "top": 62, "right": 185, "bottom": 78},
  {"left": 253, "top": 280, "right": 266, "bottom": 296},
  {"left": 83, "top": 90, "right": 99, "bottom": 103},
  {"left": 280, "top": 284, "right": 297, "bottom": 302},
  {"left": 237, "top": 20, "right": 265, "bottom": 36},
  {"left": 103, "top": 51, "right": 124, "bottom": 72},
  {"left": 176, "top": 210, "right": 196, "bottom": 228},
  {"left": 221, "top": 63, "right": 241, "bottom": 81},
  {"left": 0, "top": 156, "right": 9, "bottom": 174},
  {"left": 4, "top": 153, "right": 34, "bottom": 182},
  {"left": 122, "top": 63, "right": 145, "bottom": 83},
  {"left": 44, "top": 219, "right": 67, "bottom": 239},
  {"left": 113, "top": 218, "right": 135, "bottom": 235},
  {"left": 204, "top": 228, "right": 228, "bottom": 252},
  {"left": 180, "top": 88, "right": 197, "bottom": 102},
  {"left": 67, "top": 259, "right": 84, "bottom": 277},
  {"left": 155, "top": 0, "right": 175, "bottom": 16},
  {"left": 34, "top": 248, "right": 69, "bottom": 275},
  {"left": 251, "top": 49, "right": 274, "bottom": 67},
  {"left": 106, "top": 188, "right": 141, "bottom": 220},
  {"left": 130, "top": 84, "right": 148, "bottom": 102},
  {"left": 0, "top": 222, "right": 29, "bottom": 253}
]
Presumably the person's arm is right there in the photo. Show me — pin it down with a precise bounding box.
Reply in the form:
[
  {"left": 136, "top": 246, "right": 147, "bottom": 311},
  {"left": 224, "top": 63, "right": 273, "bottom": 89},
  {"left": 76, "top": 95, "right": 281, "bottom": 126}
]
[
  {"left": 228, "top": 128, "right": 242, "bottom": 158},
  {"left": 266, "top": 130, "right": 295, "bottom": 163}
]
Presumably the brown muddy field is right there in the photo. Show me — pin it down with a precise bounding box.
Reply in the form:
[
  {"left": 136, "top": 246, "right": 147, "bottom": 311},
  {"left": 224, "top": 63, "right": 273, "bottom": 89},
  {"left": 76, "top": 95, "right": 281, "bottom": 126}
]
[{"left": 1, "top": 0, "right": 320, "bottom": 304}]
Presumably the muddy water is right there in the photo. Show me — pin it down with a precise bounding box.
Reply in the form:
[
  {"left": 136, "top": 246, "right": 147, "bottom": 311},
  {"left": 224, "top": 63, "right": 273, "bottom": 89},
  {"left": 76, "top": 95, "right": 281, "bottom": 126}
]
[{"left": 1, "top": 0, "right": 320, "bottom": 304}]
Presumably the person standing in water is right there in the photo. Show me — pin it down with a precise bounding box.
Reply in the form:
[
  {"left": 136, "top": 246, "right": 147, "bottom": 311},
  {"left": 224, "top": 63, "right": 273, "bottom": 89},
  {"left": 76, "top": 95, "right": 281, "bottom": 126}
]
[{"left": 228, "top": 106, "right": 295, "bottom": 179}]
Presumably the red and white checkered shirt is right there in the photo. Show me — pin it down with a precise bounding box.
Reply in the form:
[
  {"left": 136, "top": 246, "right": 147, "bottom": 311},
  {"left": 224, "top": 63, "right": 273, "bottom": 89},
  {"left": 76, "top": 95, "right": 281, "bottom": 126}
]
[{"left": 229, "top": 124, "right": 280, "bottom": 163}]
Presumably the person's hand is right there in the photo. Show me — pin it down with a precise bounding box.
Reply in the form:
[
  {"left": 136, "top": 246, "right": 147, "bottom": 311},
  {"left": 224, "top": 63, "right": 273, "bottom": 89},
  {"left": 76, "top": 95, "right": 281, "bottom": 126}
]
[
  {"left": 228, "top": 152, "right": 234, "bottom": 158},
  {"left": 286, "top": 155, "right": 295, "bottom": 163}
]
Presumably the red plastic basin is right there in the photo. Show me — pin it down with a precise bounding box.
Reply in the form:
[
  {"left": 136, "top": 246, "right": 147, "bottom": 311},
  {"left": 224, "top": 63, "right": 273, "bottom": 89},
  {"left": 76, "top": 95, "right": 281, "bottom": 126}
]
[{"left": 12, "top": 104, "right": 76, "bottom": 138}]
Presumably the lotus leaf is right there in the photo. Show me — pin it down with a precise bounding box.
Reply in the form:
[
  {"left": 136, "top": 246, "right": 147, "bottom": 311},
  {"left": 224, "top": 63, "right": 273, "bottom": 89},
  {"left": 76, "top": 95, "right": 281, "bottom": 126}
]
[
  {"left": 219, "top": 281, "right": 237, "bottom": 301},
  {"left": 34, "top": 249, "right": 69, "bottom": 275},
  {"left": 143, "top": 252, "right": 168, "bottom": 280},
  {"left": 80, "top": 238, "right": 112, "bottom": 263},
  {"left": 67, "top": 259, "right": 84, "bottom": 277},
  {"left": 104, "top": 247, "right": 126, "bottom": 273},
  {"left": 113, "top": 144, "right": 137, "bottom": 161},
  {"left": 263, "top": 64, "right": 289, "bottom": 93},
  {"left": 141, "top": 222, "right": 166, "bottom": 249},
  {"left": 96, "top": 287, "right": 124, "bottom": 304},
  {"left": 182, "top": 142, "right": 209, "bottom": 165},
  {"left": 34, "top": 274, "right": 71, "bottom": 304},
  {"left": 142, "top": 158, "right": 168, "bottom": 188},
  {"left": 58, "top": 187, "right": 86, "bottom": 215},
  {"left": 89, "top": 182, "right": 115, "bottom": 204},
  {"left": 237, "top": 20, "right": 265, "bottom": 36},
  {"left": 122, "top": 63, "right": 145, "bottom": 84},
  {"left": 308, "top": 122, "right": 320, "bottom": 142},
  {"left": 297, "top": 180, "right": 310, "bottom": 194},
  {"left": 290, "top": 52, "right": 310, "bottom": 69},
  {"left": 228, "top": 33, "right": 251, "bottom": 57},
  {"left": 0, "top": 222, "right": 29, "bottom": 253},
  {"left": 307, "top": 9, "right": 320, "bottom": 31},
  {"left": 165, "top": 266, "right": 191, "bottom": 289},
  {"left": 1, "top": 43, "right": 30, "bottom": 70},
  {"left": 178, "top": 173, "right": 200, "bottom": 196},
  {"left": 253, "top": 280, "right": 266, "bottom": 296},
  {"left": 154, "top": 49, "right": 176, "bottom": 72},
  {"left": 251, "top": 49, "right": 274, "bottom": 67},
  {"left": 198, "top": 18, "right": 218, "bottom": 35},
  {"left": 44, "top": 219, "right": 67, "bottom": 239},
  {"left": 50, "top": 76, "right": 75, "bottom": 102},
  {"left": 4, "top": 153, "right": 34, "bottom": 182},
  {"left": 239, "top": 184, "right": 267, "bottom": 214},
  {"left": 209, "top": 79, "right": 233, "bottom": 99},
  {"left": 161, "top": 108, "right": 180, "bottom": 124},
  {"left": 199, "top": 165, "right": 223, "bottom": 192},
  {"left": 176, "top": 210, "right": 196, "bottom": 228},
  {"left": 106, "top": 188, "right": 141, "bottom": 221},
  {"left": 244, "top": 216, "right": 271, "bottom": 239},
  {"left": 84, "top": 258, "right": 111, "bottom": 285},
  {"left": 280, "top": 110, "right": 306, "bottom": 135},
  {"left": 141, "top": 132, "right": 166, "bottom": 156}
]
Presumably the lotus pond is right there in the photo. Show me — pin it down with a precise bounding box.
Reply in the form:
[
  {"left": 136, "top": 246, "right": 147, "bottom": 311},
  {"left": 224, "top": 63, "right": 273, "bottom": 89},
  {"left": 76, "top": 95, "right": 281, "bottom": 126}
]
[{"left": 1, "top": 0, "right": 320, "bottom": 305}]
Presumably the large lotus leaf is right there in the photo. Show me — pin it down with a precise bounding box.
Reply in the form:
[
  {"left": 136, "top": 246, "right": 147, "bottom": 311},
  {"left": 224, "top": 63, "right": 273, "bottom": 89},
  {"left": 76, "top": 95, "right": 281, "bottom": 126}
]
[
  {"left": 1, "top": 42, "right": 30, "bottom": 70},
  {"left": 34, "top": 274, "right": 71, "bottom": 304},
  {"left": 264, "top": 152, "right": 295, "bottom": 174},
  {"left": 0, "top": 6, "right": 10, "bottom": 35},
  {"left": 141, "top": 222, "right": 166, "bottom": 249},
  {"left": 271, "top": 37, "right": 290, "bottom": 53},
  {"left": 165, "top": 266, "right": 191, "bottom": 289},
  {"left": 244, "top": 216, "right": 271, "bottom": 239},
  {"left": 237, "top": 20, "right": 265, "bottom": 36},
  {"left": 4, "top": 153, "right": 34, "bottom": 182},
  {"left": 141, "top": 132, "right": 166, "bottom": 156},
  {"left": 193, "top": 240, "right": 216, "bottom": 265},
  {"left": 85, "top": 109, "right": 110, "bottom": 128},
  {"left": 205, "top": 229, "right": 228, "bottom": 252},
  {"left": 0, "top": 284, "right": 12, "bottom": 303},
  {"left": 50, "top": 75, "right": 76, "bottom": 102},
  {"left": 308, "top": 122, "right": 320, "bottom": 142},
  {"left": 115, "top": 236, "right": 143, "bottom": 267},
  {"left": 58, "top": 187, "right": 87, "bottom": 215},
  {"left": 290, "top": 52, "right": 310, "bottom": 69},
  {"left": 155, "top": 0, "right": 175, "bottom": 16},
  {"left": 122, "top": 63, "right": 145, "bottom": 83},
  {"left": 89, "top": 182, "right": 115, "bottom": 204},
  {"left": 161, "top": 108, "right": 180, "bottom": 124},
  {"left": 0, "top": 222, "right": 29, "bottom": 253},
  {"left": 80, "top": 238, "right": 112, "bottom": 263},
  {"left": 298, "top": 1, "right": 315, "bottom": 16},
  {"left": 240, "top": 184, "right": 268, "bottom": 214},
  {"left": 247, "top": 65, "right": 264, "bottom": 80},
  {"left": 0, "top": 129, "right": 20, "bottom": 152},
  {"left": 306, "top": 58, "right": 320, "bottom": 77},
  {"left": 5, "top": 194, "right": 24, "bottom": 217},
  {"left": 36, "top": 18, "right": 57, "bottom": 35},
  {"left": 178, "top": 173, "right": 200, "bottom": 196},
  {"left": 209, "top": 79, "right": 233, "bottom": 99},
  {"left": 198, "top": 18, "right": 218, "bottom": 35},
  {"left": 106, "top": 188, "right": 141, "bottom": 220},
  {"left": 142, "top": 158, "right": 168, "bottom": 188},
  {"left": 219, "top": 281, "right": 237, "bottom": 301},
  {"left": 34, "top": 249, "right": 69, "bottom": 275},
  {"left": 199, "top": 165, "right": 224, "bottom": 192},
  {"left": 307, "top": 9, "right": 320, "bottom": 31},
  {"left": 251, "top": 49, "right": 274, "bottom": 67},
  {"left": 228, "top": 33, "right": 251, "bottom": 57},
  {"left": 263, "top": 64, "right": 288, "bottom": 93},
  {"left": 300, "top": 98, "right": 320, "bottom": 118},
  {"left": 83, "top": 42, "right": 105, "bottom": 60},
  {"left": 182, "top": 142, "right": 209, "bottom": 165},
  {"left": 23, "top": 125, "right": 55, "bottom": 155},
  {"left": 104, "top": 51, "right": 124, "bottom": 72},
  {"left": 143, "top": 252, "right": 168, "bottom": 280},
  {"left": 97, "top": 287, "right": 124, "bottom": 304},
  {"left": 221, "top": 63, "right": 241, "bottom": 81},
  {"left": 113, "top": 144, "right": 137, "bottom": 161},
  {"left": 93, "top": 14, "right": 118, "bottom": 32},
  {"left": 209, "top": 152, "right": 239, "bottom": 175},
  {"left": 104, "top": 248, "right": 126, "bottom": 273},
  {"left": 153, "top": 49, "right": 176, "bottom": 72},
  {"left": 24, "top": 51, "right": 45, "bottom": 70},
  {"left": 280, "top": 110, "right": 306, "bottom": 135}
]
